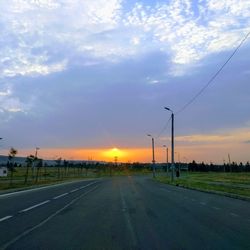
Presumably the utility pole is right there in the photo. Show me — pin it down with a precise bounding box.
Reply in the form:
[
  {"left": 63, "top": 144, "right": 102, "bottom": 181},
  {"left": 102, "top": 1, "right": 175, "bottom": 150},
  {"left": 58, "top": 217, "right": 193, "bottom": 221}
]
[
  {"left": 35, "top": 147, "right": 40, "bottom": 158},
  {"left": 228, "top": 153, "right": 232, "bottom": 172},
  {"left": 176, "top": 152, "right": 180, "bottom": 177},
  {"left": 164, "top": 107, "right": 175, "bottom": 182},
  {"left": 163, "top": 145, "right": 169, "bottom": 174},
  {"left": 147, "top": 134, "right": 156, "bottom": 178},
  {"left": 171, "top": 112, "right": 175, "bottom": 181}
]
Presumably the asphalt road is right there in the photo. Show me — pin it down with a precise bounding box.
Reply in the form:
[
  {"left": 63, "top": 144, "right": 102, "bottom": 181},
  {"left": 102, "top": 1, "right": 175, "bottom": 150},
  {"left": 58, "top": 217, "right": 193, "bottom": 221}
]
[{"left": 0, "top": 176, "right": 249, "bottom": 250}]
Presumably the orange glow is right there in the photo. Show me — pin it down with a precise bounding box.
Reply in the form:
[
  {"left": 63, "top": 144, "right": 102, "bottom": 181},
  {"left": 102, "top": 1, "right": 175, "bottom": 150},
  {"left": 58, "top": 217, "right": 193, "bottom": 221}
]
[
  {"left": 11, "top": 147, "right": 153, "bottom": 163},
  {"left": 102, "top": 148, "right": 127, "bottom": 161},
  {"left": 3, "top": 127, "right": 250, "bottom": 165}
]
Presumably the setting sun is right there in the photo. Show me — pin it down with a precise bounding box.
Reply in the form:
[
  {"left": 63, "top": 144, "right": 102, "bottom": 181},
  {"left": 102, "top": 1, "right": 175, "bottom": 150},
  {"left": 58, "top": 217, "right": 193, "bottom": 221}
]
[{"left": 102, "top": 148, "right": 127, "bottom": 161}]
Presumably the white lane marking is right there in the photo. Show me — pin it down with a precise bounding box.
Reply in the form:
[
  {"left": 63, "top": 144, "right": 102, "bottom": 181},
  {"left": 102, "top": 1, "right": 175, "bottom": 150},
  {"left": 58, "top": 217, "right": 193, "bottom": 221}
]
[
  {"left": 212, "top": 206, "right": 221, "bottom": 210},
  {"left": 79, "top": 181, "right": 99, "bottom": 190},
  {"left": 20, "top": 200, "right": 50, "bottom": 213},
  {"left": 70, "top": 188, "right": 79, "bottom": 193},
  {"left": 1, "top": 185, "right": 99, "bottom": 250},
  {"left": 230, "top": 213, "right": 239, "bottom": 217},
  {"left": 199, "top": 202, "right": 207, "bottom": 206},
  {"left": 53, "top": 193, "right": 68, "bottom": 200},
  {"left": 53, "top": 181, "right": 98, "bottom": 198},
  {"left": 0, "top": 179, "right": 98, "bottom": 198},
  {"left": 0, "top": 215, "right": 13, "bottom": 222}
]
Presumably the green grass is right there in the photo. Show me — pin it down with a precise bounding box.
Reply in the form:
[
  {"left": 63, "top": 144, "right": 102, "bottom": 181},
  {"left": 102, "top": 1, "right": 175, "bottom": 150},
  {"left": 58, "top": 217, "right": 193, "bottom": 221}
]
[
  {"left": 156, "top": 172, "right": 250, "bottom": 198},
  {"left": 0, "top": 167, "right": 151, "bottom": 191},
  {"left": 0, "top": 167, "right": 97, "bottom": 191}
]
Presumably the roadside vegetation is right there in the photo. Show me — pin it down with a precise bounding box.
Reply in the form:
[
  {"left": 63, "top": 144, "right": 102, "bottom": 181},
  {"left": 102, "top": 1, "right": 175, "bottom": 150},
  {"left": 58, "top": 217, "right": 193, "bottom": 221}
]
[
  {"left": 0, "top": 157, "right": 152, "bottom": 191},
  {"left": 156, "top": 171, "right": 250, "bottom": 199}
]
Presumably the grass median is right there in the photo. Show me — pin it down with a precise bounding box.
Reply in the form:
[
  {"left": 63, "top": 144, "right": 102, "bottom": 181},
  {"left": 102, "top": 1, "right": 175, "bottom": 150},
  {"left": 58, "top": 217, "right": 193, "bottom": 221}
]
[{"left": 156, "top": 172, "right": 250, "bottom": 199}]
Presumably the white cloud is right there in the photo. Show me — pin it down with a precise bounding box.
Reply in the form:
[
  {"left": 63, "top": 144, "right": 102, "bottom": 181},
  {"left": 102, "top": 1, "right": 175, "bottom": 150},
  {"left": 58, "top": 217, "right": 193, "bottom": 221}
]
[
  {"left": 124, "top": 0, "right": 250, "bottom": 66},
  {"left": 0, "top": 0, "right": 122, "bottom": 77},
  {"left": 0, "top": 87, "right": 24, "bottom": 114},
  {"left": 0, "top": 48, "right": 67, "bottom": 77},
  {"left": 131, "top": 37, "right": 140, "bottom": 45},
  {"left": 0, "top": 89, "right": 11, "bottom": 97},
  {"left": 0, "top": 0, "right": 249, "bottom": 78}
]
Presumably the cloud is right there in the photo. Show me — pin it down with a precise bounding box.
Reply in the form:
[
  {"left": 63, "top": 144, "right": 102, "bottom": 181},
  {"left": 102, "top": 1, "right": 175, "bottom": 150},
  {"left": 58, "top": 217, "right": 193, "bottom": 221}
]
[
  {"left": 0, "top": 49, "right": 67, "bottom": 77},
  {"left": 125, "top": 0, "right": 250, "bottom": 66},
  {"left": 0, "top": 0, "right": 123, "bottom": 77},
  {"left": 0, "top": 0, "right": 249, "bottom": 79},
  {"left": 0, "top": 82, "right": 34, "bottom": 121},
  {"left": 159, "top": 127, "right": 250, "bottom": 148}
]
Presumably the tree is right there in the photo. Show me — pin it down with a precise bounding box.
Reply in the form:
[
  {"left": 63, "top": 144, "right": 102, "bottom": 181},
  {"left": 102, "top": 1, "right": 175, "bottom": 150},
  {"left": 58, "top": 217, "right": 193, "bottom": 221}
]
[
  {"left": 35, "top": 159, "right": 43, "bottom": 183},
  {"left": 8, "top": 147, "right": 18, "bottom": 186},
  {"left": 189, "top": 160, "right": 197, "bottom": 171},
  {"left": 63, "top": 160, "right": 69, "bottom": 178},
  {"left": 24, "top": 155, "right": 35, "bottom": 184},
  {"left": 55, "top": 157, "right": 62, "bottom": 180}
]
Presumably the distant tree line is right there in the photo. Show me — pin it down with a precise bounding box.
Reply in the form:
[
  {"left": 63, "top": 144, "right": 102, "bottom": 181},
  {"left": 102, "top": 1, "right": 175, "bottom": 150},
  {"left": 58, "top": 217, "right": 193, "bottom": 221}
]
[
  {"left": 187, "top": 160, "right": 250, "bottom": 172},
  {"left": 3, "top": 145, "right": 250, "bottom": 188}
]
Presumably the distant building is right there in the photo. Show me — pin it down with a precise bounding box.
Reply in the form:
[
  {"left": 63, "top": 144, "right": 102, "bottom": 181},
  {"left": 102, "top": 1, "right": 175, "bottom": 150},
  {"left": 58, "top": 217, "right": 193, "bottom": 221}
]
[{"left": 0, "top": 167, "right": 8, "bottom": 177}]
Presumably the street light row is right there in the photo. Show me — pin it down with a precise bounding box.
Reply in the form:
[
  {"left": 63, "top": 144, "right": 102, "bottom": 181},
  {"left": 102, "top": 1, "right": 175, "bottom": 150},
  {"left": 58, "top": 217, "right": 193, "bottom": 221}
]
[{"left": 148, "top": 107, "right": 175, "bottom": 182}]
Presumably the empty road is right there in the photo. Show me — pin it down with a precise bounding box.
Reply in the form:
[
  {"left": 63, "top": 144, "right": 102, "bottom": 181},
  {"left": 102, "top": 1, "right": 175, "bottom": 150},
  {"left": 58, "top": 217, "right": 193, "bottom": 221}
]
[{"left": 0, "top": 176, "right": 249, "bottom": 250}]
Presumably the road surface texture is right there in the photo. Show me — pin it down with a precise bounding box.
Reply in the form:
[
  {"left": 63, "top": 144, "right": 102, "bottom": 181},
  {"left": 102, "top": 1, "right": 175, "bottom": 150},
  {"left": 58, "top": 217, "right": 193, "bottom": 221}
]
[{"left": 0, "top": 176, "right": 249, "bottom": 250}]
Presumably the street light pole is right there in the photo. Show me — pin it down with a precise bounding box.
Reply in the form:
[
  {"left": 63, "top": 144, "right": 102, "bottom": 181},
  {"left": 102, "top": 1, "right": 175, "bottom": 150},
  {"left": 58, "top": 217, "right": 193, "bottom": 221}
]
[
  {"left": 164, "top": 107, "right": 175, "bottom": 182},
  {"left": 147, "top": 134, "right": 156, "bottom": 178},
  {"left": 35, "top": 147, "right": 40, "bottom": 158},
  {"left": 163, "top": 145, "right": 168, "bottom": 174},
  {"left": 175, "top": 151, "right": 180, "bottom": 177}
]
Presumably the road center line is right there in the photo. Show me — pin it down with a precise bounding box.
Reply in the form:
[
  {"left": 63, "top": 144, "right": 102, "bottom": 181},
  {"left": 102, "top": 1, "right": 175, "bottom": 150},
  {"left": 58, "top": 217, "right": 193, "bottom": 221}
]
[
  {"left": 199, "top": 202, "right": 207, "bottom": 206},
  {"left": 0, "top": 215, "right": 13, "bottom": 222},
  {"left": 212, "top": 206, "right": 221, "bottom": 210},
  {"left": 230, "top": 212, "right": 239, "bottom": 217},
  {"left": 20, "top": 200, "right": 50, "bottom": 213},
  {"left": 53, "top": 193, "right": 68, "bottom": 200},
  {"left": 70, "top": 188, "right": 79, "bottom": 193}
]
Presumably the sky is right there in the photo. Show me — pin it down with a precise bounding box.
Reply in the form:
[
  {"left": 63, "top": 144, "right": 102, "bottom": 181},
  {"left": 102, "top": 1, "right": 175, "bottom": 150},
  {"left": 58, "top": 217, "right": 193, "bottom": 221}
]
[{"left": 0, "top": 0, "right": 250, "bottom": 164}]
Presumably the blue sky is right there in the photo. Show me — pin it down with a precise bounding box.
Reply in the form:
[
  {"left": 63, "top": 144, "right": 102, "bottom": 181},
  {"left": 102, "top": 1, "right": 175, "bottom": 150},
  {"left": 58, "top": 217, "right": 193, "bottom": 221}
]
[{"left": 0, "top": 0, "right": 250, "bottom": 163}]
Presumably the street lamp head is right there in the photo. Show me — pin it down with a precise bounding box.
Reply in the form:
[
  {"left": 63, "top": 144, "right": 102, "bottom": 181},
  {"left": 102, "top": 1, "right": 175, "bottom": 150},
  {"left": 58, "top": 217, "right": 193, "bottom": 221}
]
[
  {"left": 163, "top": 145, "right": 166, "bottom": 147},
  {"left": 147, "top": 134, "right": 152, "bottom": 137},
  {"left": 164, "top": 107, "right": 173, "bottom": 112}
]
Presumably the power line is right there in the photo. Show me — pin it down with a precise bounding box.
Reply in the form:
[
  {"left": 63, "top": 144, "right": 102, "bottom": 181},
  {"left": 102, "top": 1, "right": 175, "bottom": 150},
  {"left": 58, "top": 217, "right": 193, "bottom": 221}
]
[
  {"left": 156, "top": 115, "right": 172, "bottom": 139},
  {"left": 176, "top": 30, "right": 250, "bottom": 115}
]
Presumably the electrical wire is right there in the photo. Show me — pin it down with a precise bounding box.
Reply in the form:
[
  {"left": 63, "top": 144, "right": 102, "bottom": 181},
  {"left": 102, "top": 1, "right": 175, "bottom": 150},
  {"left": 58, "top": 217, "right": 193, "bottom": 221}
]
[
  {"left": 156, "top": 115, "right": 172, "bottom": 139},
  {"left": 176, "top": 31, "right": 250, "bottom": 115}
]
